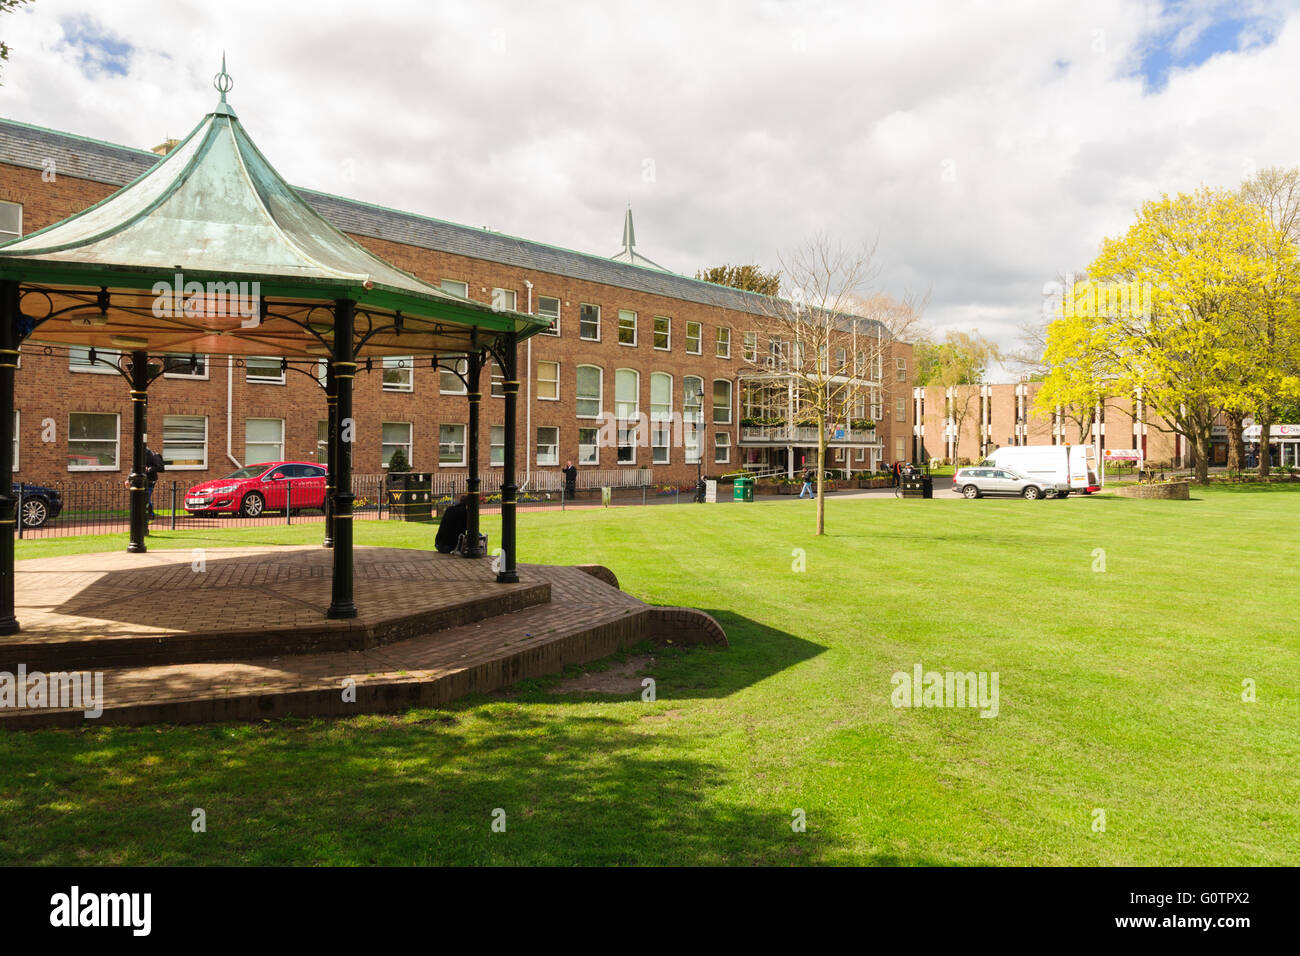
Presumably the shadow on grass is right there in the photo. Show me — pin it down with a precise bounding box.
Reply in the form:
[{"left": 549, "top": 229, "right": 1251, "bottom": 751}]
[{"left": 0, "top": 707, "right": 850, "bottom": 866}]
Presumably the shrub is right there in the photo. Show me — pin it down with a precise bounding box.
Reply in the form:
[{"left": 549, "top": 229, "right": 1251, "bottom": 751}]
[{"left": 386, "top": 448, "right": 410, "bottom": 473}]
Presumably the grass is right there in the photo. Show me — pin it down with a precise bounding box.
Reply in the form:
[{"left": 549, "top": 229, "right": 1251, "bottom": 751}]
[{"left": 2, "top": 486, "right": 1298, "bottom": 866}]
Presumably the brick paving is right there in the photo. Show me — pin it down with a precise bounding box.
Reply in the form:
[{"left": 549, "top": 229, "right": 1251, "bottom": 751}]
[{"left": 0, "top": 547, "right": 726, "bottom": 727}]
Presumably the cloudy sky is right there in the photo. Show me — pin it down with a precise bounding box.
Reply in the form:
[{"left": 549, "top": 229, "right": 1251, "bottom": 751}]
[{"left": 2, "top": 0, "right": 1298, "bottom": 379}]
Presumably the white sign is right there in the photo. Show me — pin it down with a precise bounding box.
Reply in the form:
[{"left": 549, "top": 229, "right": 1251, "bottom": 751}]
[
  {"left": 1103, "top": 449, "right": 1144, "bottom": 461},
  {"left": 705, "top": 479, "right": 717, "bottom": 503}
]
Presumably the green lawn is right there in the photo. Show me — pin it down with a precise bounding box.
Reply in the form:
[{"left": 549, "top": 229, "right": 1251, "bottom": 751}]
[{"left": 2, "top": 486, "right": 1297, "bottom": 866}]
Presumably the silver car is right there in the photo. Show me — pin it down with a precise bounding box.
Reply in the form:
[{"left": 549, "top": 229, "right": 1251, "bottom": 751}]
[{"left": 953, "top": 466, "right": 1059, "bottom": 500}]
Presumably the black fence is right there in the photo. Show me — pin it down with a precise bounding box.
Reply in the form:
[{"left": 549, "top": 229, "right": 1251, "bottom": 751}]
[{"left": 11, "top": 472, "right": 717, "bottom": 540}]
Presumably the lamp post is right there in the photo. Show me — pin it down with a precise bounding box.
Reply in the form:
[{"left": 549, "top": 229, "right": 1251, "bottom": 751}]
[{"left": 688, "top": 379, "right": 705, "bottom": 502}]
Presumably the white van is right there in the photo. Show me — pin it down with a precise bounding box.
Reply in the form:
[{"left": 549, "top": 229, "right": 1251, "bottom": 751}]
[{"left": 980, "top": 445, "right": 1098, "bottom": 496}]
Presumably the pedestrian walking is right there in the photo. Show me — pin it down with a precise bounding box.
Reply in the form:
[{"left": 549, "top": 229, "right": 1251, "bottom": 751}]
[
  {"left": 144, "top": 443, "right": 165, "bottom": 519},
  {"left": 799, "top": 468, "right": 815, "bottom": 499}
]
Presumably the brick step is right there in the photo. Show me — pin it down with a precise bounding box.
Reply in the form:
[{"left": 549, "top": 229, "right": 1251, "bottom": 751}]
[{"left": 0, "top": 597, "right": 725, "bottom": 728}]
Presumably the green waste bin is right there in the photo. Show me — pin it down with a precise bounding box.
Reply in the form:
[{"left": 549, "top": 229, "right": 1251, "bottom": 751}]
[{"left": 733, "top": 476, "right": 754, "bottom": 502}]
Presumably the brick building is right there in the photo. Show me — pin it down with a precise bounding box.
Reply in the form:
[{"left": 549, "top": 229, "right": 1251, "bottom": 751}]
[
  {"left": 0, "top": 117, "right": 914, "bottom": 490},
  {"left": 910, "top": 382, "right": 1198, "bottom": 468}
]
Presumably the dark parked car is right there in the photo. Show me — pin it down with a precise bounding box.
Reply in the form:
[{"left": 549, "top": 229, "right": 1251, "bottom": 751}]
[{"left": 13, "top": 482, "right": 63, "bottom": 529}]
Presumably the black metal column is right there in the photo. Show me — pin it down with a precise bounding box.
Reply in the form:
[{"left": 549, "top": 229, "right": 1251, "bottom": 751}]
[
  {"left": 328, "top": 300, "right": 357, "bottom": 618},
  {"left": 323, "top": 362, "right": 337, "bottom": 549},
  {"left": 127, "top": 350, "right": 149, "bottom": 554},
  {"left": 463, "top": 343, "right": 485, "bottom": 558},
  {"left": 0, "top": 280, "right": 20, "bottom": 633},
  {"left": 497, "top": 332, "right": 519, "bottom": 583}
]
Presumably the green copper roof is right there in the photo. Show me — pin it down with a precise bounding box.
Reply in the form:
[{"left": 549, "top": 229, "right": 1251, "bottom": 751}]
[{"left": 0, "top": 74, "right": 548, "bottom": 351}]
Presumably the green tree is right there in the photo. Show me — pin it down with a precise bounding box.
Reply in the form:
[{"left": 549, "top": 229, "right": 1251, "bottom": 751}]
[
  {"left": 695, "top": 264, "right": 782, "bottom": 296},
  {"left": 912, "top": 330, "right": 1001, "bottom": 461}
]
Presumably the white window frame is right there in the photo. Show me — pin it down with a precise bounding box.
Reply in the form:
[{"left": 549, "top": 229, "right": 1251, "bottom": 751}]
[
  {"left": 536, "top": 426, "right": 559, "bottom": 466},
  {"left": 576, "top": 364, "right": 603, "bottom": 419},
  {"left": 653, "top": 316, "right": 671, "bottom": 351},
  {"left": 490, "top": 424, "right": 505, "bottom": 467},
  {"left": 245, "top": 417, "right": 285, "bottom": 465},
  {"left": 537, "top": 295, "right": 561, "bottom": 336},
  {"left": 579, "top": 303, "right": 601, "bottom": 341},
  {"left": 382, "top": 356, "right": 415, "bottom": 393},
  {"left": 441, "top": 278, "right": 469, "bottom": 298},
  {"left": 742, "top": 331, "right": 758, "bottom": 362},
  {"left": 896, "top": 356, "right": 907, "bottom": 382},
  {"left": 716, "top": 326, "right": 731, "bottom": 359},
  {"left": 618, "top": 309, "right": 638, "bottom": 346},
  {"left": 0, "top": 200, "right": 21, "bottom": 241},
  {"left": 491, "top": 288, "right": 517, "bottom": 312},
  {"left": 11, "top": 410, "right": 17, "bottom": 471},
  {"left": 69, "top": 347, "right": 121, "bottom": 375},
  {"left": 381, "top": 421, "right": 414, "bottom": 468},
  {"left": 246, "top": 356, "right": 285, "bottom": 385},
  {"left": 712, "top": 379, "right": 733, "bottom": 425},
  {"left": 650, "top": 371, "right": 673, "bottom": 466},
  {"left": 439, "top": 358, "right": 468, "bottom": 395},
  {"left": 615, "top": 368, "right": 640, "bottom": 465},
  {"left": 162, "top": 353, "right": 209, "bottom": 380},
  {"left": 714, "top": 431, "right": 731, "bottom": 464},
  {"left": 537, "top": 360, "right": 560, "bottom": 401},
  {"left": 578, "top": 426, "right": 599, "bottom": 466},
  {"left": 162, "top": 414, "right": 208, "bottom": 470},
  {"left": 685, "top": 320, "right": 702, "bottom": 355},
  {"left": 68, "top": 412, "right": 120, "bottom": 471},
  {"left": 438, "top": 423, "right": 467, "bottom": 467}
]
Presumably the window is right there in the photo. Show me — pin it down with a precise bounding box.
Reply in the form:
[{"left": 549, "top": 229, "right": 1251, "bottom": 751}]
[
  {"left": 491, "top": 288, "right": 517, "bottom": 312},
  {"left": 684, "top": 377, "right": 703, "bottom": 464},
  {"left": 537, "top": 360, "right": 559, "bottom": 401},
  {"left": 617, "top": 309, "right": 637, "bottom": 345},
  {"left": 715, "top": 432, "right": 731, "bottom": 464},
  {"left": 537, "top": 295, "right": 560, "bottom": 335},
  {"left": 580, "top": 303, "right": 600, "bottom": 341},
  {"left": 162, "top": 354, "right": 208, "bottom": 379},
  {"left": 245, "top": 418, "right": 284, "bottom": 464},
  {"left": 382, "top": 356, "right": 414, "bottom": 392},
  {"left": 653, "top": 316, "right": 670, "bottom": 350},
  {"left": 381, "top": 422, "right": 413, "bottom": 468},
  {"left": 615, "top": 368, "right": 639, "bottom": 464},
  {"left": 854, "top": 351, "right": 865, "bottom": 376},
  {"left": 578, "top": 427, "right": 599, "bottom": 465},
  {"left": 68, "top": 412, "right": 119, "bottom": 470},
  {"left": 896, "top": 398, "right": 907, "bottom": 422},
  {"left": 712, "top": 379, "right": 733, "bottom": 424},
  {"left": 836, "top": 348, "right": 847, "bottom": 371},
  {"left": 490, "top": 425, "right": 505, "bottom": 467},
  {"left": 489, "top": 359, "right": 505, "bottom": 399},
  {"left": 316, "top": 420, "right": 328, "bottom": 463},
  {"left": 853, "top": 392, "right": 867, "bottom": 420},
  {"left": 162, "top": 415, "right": 207, "bottom": 469},
  {"left": 686, "top": 321, "right": 702, "bottom": 354},
  {"left": 246, "top": 356, "right": 284, "bottom": 384},
  {"left": 439, "top": 358, "right": 467, "bottom": 395},
  {"left": 441, "top": 279, "right": 469, "bottom": 298},
  {"left": 439, "top": 424, "right": 466, "bottom": 466},
  {"left": 537, "top": 427, "right": 559, "bottom": 466},
  {"left": 742, "top": 331, "right": 758, "bottom": 362},
  {"left": 0, "top": 201, "right": 20, "bottom": 241},
  {"left": 651, "top": 372, "right": 672, "bottom": 465},
  {"left": 69, "top": 347, "right": 120, "bottom": 374},
  {"left": 576, "top": 365, "right": 602, "bottom": 418},
  {"left": 896, "top": 356, "right": 907, "bottom": 382},
  {"left": 716, "top": 327, "right": 731, "bottom": 358}
]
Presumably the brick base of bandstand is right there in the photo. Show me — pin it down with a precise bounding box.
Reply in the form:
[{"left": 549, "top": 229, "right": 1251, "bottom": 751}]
[{"left": 0, "top": 547, "right": 726, "bottom": 728}]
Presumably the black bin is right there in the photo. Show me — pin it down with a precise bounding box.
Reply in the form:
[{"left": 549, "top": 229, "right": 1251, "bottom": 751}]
[{"left": 386, "top": 472, "right": 434, "bottom": 522}]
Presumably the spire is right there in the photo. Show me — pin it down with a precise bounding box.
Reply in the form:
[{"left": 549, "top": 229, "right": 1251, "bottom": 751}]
[
  {"left": 621, "top": 205, "right": 636, "bottom": 255},
  {"left": 212, "top": 53, "right": 237, "bottom": 118},
  {"left": 609, "top": 205, "right": 668, "bottom": 271}
]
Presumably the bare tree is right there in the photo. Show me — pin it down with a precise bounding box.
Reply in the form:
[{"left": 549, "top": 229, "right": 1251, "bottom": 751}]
[{"left": 741, "top": 234, "right": 922, "bottom": 535}]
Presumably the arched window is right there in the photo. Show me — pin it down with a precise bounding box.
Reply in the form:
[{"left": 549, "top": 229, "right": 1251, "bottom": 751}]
[{"left": 712, "top": 379, "right": 733, "bottom": 425}]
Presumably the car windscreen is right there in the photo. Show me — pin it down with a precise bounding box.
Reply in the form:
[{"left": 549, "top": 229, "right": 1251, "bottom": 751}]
[{"left": 222, "top": 465, "right": 269, "bottom": 480}]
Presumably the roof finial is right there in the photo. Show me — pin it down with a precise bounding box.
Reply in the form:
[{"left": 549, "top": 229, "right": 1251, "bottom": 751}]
[
  {"left": 214, "top": 53, "right": 234, "bottom": 103},
  {"left": 622, "top": 206, "right": 636, "bottom": 253}
]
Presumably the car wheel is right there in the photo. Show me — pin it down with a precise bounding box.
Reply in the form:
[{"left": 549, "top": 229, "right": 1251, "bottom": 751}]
[
  {"left": 1022, "top": 486, "right": 1042, "bottom": 500},
  {"left": 20, "top": 497, "right": 49, "bottom": 529},
  {"left": 962, "top": 484, "right": 981, "bottom": 499},
  {"left": 240, "top": 492, "right": 265, "bottom": 517}
]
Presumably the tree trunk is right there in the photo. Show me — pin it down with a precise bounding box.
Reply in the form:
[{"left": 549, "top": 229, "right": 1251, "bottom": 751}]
[
  {"left": 1226, "top": 413, "right": 1245, "bottom": 472},
  {"left": 1193, "top": 431, "right": 1211, "bottom": 484},
  {"left": 816, "top": 420, "right": 826, "bottom": 536},
  {"left": 1257, "top": 405, "right": 1274, "bottom": 478}
]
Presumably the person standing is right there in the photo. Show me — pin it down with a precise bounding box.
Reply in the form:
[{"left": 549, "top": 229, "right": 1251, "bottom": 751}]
[
  {"left": 799, "top": 468, "right": 815, "bottom": 499},
  {"left": 562, "top": 459, "right": 578, "bottom": 501},
  {"left": 144, "top": 442, "right": 165, "bottom": 519}
]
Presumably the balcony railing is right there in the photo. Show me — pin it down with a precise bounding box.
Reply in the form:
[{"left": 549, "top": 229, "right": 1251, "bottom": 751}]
[{"left": 740, "top": 425, "right": 877, "bottom": 444}]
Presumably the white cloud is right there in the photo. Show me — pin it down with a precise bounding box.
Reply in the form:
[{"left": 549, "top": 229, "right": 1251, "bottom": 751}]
[{"left": 2, "top": 0, "right": 1297, "bottom": 380}]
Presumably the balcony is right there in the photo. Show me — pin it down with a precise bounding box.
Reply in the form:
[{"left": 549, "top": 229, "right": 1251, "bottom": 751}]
[{"left": 740, "top": 424, "right": 877, "bottom": 445}]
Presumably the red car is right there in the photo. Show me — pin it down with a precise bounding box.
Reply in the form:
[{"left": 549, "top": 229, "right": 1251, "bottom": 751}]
[{"left": 183, "top": 461, "right": 328, "bottom": 517}]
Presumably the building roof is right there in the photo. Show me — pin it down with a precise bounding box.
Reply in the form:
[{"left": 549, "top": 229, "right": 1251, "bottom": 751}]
[{"left": 0, "top": 116, "right": 882, "bottom": 331}]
